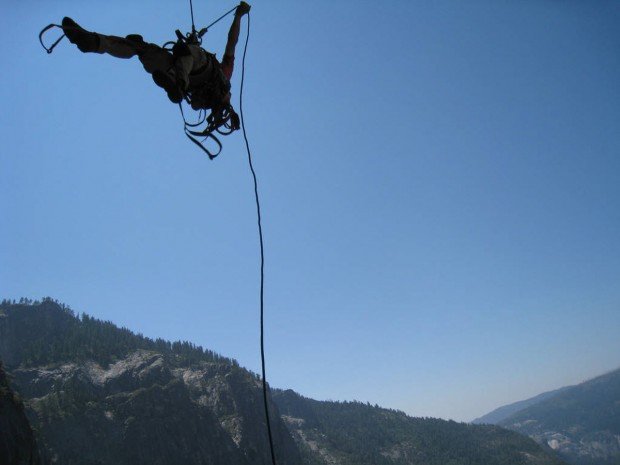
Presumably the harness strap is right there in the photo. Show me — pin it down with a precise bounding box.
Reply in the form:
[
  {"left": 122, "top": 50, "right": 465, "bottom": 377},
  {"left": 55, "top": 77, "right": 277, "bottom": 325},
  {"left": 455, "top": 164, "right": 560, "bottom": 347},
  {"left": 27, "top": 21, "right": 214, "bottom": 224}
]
[
  {"left": 184, "top": 126, "right": 223, "bottom": 160},
  {"left": 39, "top": 24, "right": 65, "bottom": 54},
  {"left": 178, "top": 103, "right": 239, "bottom": 160}
]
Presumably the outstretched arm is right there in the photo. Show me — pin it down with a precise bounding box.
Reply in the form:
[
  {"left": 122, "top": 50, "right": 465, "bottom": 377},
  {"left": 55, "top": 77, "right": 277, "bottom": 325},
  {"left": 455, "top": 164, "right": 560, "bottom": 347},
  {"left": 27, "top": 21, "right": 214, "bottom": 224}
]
[
  {"left": 220, "top": 2, "right": 250, "bottom": 80},
  {"left": 224, "top": 2, "right": 250, "bottom": 59}
]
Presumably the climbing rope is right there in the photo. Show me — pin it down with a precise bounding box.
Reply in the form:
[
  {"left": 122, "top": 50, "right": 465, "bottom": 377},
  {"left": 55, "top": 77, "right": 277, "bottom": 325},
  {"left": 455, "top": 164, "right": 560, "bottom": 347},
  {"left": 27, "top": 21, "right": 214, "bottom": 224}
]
[
  {"left": 202, "top": 6, "right": 239, "bottom": 34},
  {"left": 189, "top": 0, "right": 196, "bottom": 34},
  {"left": 239, "top": 13, "right": 278, "bottom": 465}
]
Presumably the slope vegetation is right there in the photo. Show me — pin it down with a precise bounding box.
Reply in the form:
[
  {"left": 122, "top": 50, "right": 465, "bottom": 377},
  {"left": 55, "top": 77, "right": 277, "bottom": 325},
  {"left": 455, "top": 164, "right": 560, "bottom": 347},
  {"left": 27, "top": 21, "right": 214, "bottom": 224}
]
[{"left": 273, "top": 389, "right": 566, "bottom": 465}]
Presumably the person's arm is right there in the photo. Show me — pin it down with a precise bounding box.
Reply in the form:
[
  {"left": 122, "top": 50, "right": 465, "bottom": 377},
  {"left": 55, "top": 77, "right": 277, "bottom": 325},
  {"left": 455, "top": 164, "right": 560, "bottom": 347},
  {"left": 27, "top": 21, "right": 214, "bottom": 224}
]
[{"left": 224, "top": 2, "right": 250, "bottom": 58}]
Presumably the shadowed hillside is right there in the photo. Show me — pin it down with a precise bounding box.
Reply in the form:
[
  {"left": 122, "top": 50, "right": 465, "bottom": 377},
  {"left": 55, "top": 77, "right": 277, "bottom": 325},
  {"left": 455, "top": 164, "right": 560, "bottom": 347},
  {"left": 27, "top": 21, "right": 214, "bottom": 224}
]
[{"left": 0, "top": 361, "right": 45, "bottom": 465}]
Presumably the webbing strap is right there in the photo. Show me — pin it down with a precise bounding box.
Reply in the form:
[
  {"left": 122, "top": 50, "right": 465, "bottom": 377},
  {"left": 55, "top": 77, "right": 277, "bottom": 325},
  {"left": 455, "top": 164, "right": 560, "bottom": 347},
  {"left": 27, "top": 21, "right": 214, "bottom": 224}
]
[
  {"left": 39, "top": 24, "right": 65, "bottom": 54},
  {"left": 184, "top": 126, "right": 223, "bottom": 160},
  {"left": 178, "top": 103, "right": 239, "bottom": 160}
]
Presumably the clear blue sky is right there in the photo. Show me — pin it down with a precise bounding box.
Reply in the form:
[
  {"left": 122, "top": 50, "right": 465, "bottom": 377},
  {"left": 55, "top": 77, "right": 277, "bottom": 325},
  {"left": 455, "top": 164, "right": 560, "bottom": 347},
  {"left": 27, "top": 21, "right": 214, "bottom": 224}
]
[{"left": 2, "top": 0, "right": 619, "bottom": 422}]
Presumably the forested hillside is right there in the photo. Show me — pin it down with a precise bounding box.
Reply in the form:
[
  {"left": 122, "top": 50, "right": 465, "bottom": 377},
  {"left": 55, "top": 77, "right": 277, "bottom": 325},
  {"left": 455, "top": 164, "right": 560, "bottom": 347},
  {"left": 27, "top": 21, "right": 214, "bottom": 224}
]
[
  {"left": 1, "top": 299, "right": 568, "bottom": 465},
  {"left": 0, "top": 297, "right": 236, "bottom": 369},
  {"left": 0, "top": 299, "right": 299, "bottom": 465},
  {"left": 273, "top": 389, "right": 566, "bottom": 465}
]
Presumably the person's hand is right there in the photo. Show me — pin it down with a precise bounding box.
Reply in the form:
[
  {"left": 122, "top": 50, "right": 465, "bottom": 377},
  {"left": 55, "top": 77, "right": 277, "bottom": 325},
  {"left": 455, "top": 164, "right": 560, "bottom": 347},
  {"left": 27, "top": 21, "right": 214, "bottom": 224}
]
[{"left": 236, "top": 1, "right": 251, "bottom": 16}]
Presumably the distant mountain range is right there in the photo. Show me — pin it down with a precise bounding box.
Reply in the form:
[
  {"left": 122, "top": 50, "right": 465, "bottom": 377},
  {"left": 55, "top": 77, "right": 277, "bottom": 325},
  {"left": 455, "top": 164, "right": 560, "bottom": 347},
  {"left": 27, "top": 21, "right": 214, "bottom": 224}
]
[
  {"left": 1, "top": 299, "right": 568, "bottom": 465},
  {"left": 473, "top": 386, "right": 572, "bottom": 425},
  {"left": 473, "top": 368, "right": 620, "bottom": 465}
]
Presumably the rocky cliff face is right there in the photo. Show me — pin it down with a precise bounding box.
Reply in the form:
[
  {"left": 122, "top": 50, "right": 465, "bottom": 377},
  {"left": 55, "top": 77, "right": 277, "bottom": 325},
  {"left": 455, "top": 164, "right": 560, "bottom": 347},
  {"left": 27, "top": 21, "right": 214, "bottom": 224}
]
[
  {"left": 0, "top": 362, "right": 44, "bottom": 465},
  {"left": 177, "top": 363, "right": 300, "bottom": 463},
  {"left": 9, "top": 350, "right": 300, "bottom": 465}
]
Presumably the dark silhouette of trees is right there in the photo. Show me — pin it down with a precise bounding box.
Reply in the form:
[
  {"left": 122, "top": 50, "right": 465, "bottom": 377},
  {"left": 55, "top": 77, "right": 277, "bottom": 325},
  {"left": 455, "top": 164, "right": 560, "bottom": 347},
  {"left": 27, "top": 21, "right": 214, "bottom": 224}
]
[{"left": 0, "top": 299, "right": 238, "bottom": 369}]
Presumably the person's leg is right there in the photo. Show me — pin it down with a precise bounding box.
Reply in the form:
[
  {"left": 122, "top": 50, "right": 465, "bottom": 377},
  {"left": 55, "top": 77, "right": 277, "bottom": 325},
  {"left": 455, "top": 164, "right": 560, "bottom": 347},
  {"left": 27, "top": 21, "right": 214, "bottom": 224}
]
[
  {"left": 151, "top": 42, "right": 205, "bottom": 104},
  {"left": 97, "top": 35, "right": 143, "bottom": 58},
  {"left": 138, "top": 45, "right": 182, "bottom": 103},
  {"left": 62, "top": 17, "right": 143, "bottom": 58},
  {"left": 146, "top": 44, "right": 184, "bottom": 103},
  {"left": 137, "top": 44, "right": 174, "bottom": 75},
  {"left": 62, "top": 17, "right": 183, "bottom": 103}
]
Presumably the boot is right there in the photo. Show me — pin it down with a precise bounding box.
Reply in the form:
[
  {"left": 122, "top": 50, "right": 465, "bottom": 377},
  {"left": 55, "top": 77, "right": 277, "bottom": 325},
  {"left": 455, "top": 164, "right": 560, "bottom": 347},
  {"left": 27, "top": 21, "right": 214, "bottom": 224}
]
[{"left": 62, "top": 17, "right": 100, "bottom": 53}]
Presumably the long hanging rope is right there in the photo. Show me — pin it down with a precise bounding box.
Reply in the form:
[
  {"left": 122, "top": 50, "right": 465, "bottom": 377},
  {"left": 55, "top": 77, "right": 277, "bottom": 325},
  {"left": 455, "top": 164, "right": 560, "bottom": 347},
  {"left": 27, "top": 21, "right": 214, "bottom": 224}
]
[
  {"left": 189, "top": 0, "right": 196, "bottom": 33},
  {"left": 238, "top": 13, "right": 278, "bottom": 465}
]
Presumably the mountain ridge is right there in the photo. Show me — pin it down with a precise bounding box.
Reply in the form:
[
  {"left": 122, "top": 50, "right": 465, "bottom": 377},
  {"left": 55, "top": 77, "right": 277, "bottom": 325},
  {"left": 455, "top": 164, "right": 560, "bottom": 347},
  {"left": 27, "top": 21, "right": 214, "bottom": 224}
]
[
  {"left": 473, "top": 367, "right": 620, "bottom": 465},
  {"left": 472, "top": 386, "right": 572, "bottom": 425}
]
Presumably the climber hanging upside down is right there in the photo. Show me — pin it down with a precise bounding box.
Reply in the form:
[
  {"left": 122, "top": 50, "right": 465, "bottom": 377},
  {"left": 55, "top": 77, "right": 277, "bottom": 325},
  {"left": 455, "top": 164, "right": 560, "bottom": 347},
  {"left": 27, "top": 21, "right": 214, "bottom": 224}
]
[{"left": 61, "top": 1, "right": 250, "bottom": 111}]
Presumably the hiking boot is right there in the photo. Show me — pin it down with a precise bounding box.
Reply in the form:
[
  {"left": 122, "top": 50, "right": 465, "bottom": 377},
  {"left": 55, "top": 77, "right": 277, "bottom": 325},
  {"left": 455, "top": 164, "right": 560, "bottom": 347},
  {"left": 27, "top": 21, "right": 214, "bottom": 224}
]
[
  {"left": 152, "top": 70, "right": 184, "bottom": 104},
  {"left": 62, "top": 17, "right": 100, "bottom": 53}
]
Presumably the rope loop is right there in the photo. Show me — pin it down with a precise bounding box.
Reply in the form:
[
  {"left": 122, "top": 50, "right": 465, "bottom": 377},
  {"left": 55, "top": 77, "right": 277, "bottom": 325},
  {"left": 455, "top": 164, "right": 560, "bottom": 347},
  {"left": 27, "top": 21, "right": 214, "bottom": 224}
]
[{"left": 39, "top": 24, "right": 65, "bottom": 54}]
